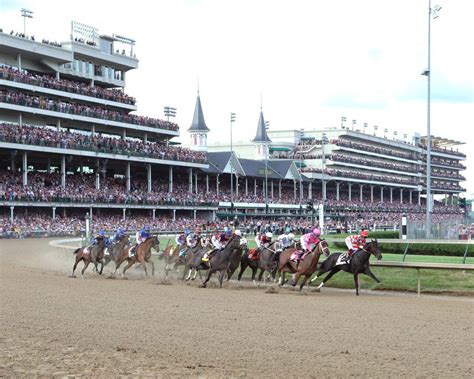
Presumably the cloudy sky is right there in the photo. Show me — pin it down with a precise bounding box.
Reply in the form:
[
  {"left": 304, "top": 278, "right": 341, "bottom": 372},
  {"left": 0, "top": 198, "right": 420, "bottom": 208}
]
[{"left": 2, "top": 0, "right": 473, "bottom": 194}]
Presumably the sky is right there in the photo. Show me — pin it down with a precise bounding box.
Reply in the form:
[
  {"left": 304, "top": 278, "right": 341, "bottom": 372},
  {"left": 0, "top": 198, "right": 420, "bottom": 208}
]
[{"left": 1, "top": 0, "right": 473, "bottom": 194}]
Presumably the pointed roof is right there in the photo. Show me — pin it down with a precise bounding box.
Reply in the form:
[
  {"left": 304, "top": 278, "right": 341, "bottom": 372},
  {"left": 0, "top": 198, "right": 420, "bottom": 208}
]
[
  {"left": 188, "top": 93, "right": 210, "bottom": 132},
  {"left": 252, "top": 109, "right": 271, "bottom": 143}
]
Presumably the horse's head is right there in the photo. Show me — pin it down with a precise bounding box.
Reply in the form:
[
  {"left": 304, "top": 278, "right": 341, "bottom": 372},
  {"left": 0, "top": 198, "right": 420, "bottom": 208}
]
[
  {"left": 149, "top": 236, "right": 160, "bottom": 251},
  {"left": 318, "top": 239, "right": 331, "bottom": 257},
  {"left": 365, "top": 239, "right": 382, "bottom": 260}
]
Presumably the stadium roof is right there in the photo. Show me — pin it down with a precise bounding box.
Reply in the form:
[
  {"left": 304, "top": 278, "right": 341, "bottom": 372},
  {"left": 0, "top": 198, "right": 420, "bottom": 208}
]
[{"left": 420, "top": 136, "right": 465, "bottom": 147}]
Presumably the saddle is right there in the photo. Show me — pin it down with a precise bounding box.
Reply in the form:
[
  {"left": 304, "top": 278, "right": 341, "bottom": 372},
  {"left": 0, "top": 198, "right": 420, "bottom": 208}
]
[
  {"left": 290, "top": 250, "right": 307, "bottom": 263},
  {"left": 248, "top": 248, "right": 260, "bottom": 261}
]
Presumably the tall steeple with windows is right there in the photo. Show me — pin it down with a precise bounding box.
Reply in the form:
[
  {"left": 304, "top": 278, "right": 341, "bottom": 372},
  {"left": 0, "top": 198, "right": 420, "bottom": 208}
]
[
  {"left": 188, "top": 90, "right": 210, "bottom": 152},
  {"left": 252, "top": 106, "right": 271, "bottom": 160}
]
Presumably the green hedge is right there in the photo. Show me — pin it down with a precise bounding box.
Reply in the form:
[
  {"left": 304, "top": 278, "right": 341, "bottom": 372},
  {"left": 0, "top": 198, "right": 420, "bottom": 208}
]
[{"left": 332, "top": 241, "right": 473, "bottom": 257}]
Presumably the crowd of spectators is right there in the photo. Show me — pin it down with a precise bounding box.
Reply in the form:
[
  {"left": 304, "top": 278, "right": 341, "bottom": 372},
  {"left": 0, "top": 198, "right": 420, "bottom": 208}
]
[
  {"left": 1, "top": 66, "right": 136, "bottom": 105},
  {"left": 421, "top": 143, "right": 466, "bottom": 158},
  {"left": 0, "top": 90, "right": 178, "bottom": 131},
  {"left": 430, "top": 157, "right": 465, "bottom": 170},
  {"left": 0, "top": 123, "right": 206, "bottom": 163},
  {"left": 334, "top": 139, "right": 419, "bottom": 160},
  {"left": 302, "top": 167, "right": 419, "bottom": 186},
  {"left": 328, "top": 153, "right": 417, "bottom": 173}
]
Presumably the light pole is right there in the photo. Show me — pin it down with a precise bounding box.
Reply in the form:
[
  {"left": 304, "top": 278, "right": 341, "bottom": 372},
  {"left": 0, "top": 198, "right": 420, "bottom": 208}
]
[
  {"left": 230, "top": 112, "right": 236, "bottom": 214},
  {"left": 374, "top": 125, "right": 378, "bottom": 136},
  {"left": 164, "top": 106, "right": 176, "bottom": 122},
  {"left": 264, "top": 121, "right": 270, "bottom": 214},
  {"left": 341, "top": 116, "right": 346, "bottom": 129},
  {"left": 320, "top": 132, "right": 328, "bottom": 233},
  {"left": 21, "top": 8, "right": 33, "bottom": 35},
  {"left": 422, "top": 1, "right": 442, "bottom": 238},
  {"left": 352, "top": 119, "right": 357, "bottom": 131},
  {"left": 299, "top": 128, "right": 304, "bottom": 205},
  {"left": 363, "top": 123, "right": 368, "bottom": 134}
]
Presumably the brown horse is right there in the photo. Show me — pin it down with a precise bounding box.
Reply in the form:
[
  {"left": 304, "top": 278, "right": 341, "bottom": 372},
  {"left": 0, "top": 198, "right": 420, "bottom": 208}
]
[
  {"left": 115, "top": 236, "right": 160, "bottom": 277},
  {"left": 71, "top": 239, "right": 106, "bottom": 278},
  {"left": 277, "top": 239, "right": 330, "bottom": 290}
]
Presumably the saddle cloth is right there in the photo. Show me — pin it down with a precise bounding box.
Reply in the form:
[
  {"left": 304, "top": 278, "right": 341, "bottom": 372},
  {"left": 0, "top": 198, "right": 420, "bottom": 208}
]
[
  {"left": 336, "top": 253, "right": 350, "bottom": 266},
  {"left": 248, "top": 248, "right": 259, "bottom": 260},
  {"left": 290, "top": 251, "right": 308, "bottom": 262},
  {"left": 104, "top": 248, "right": 109, "bottom": 256},
  {"left": 128, "top": 247, "right": 136, "bottom": 258}
]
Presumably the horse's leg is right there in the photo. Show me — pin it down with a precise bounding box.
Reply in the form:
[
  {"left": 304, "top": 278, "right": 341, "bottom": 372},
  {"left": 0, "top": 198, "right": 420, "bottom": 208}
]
[
  {"left": 299, "top": 275, "right": 310, "bottom": 291},
  {"left": 363, "top": 268, "right": 381, "bottom": 283},
  {"left": 251, "top": 267, "right": 258, "bottom": 286},
  {"left": 317, "top": 267, "right": 342, "bottom": 290},
  {"left": 99, "top": 259, "right": 104, "bottom": 275},
  {"left": 72, "top": 256, "right": 82, "bottom": 276},
  {"left": 81, "top": 261, "right": 90, "bottom": 278},
  {"left": 150, "top": 260, "right": 155, "bottom": 276},
  {"left": 291, "top": 272, "right": 302, "bottom": 287},
  {"left": 122, "top": 259, "right": 134, "bottom": 277},
  {"left": 142, "top": 261, "right": 148, "bottom": 277},
  {"left": 201, "top": 269, "right": 214, "bottom": 288},
  {"left": 354, "top": 273, "right": 360, "bottom": 296},
  {"left": 218, "top": 271, "right": 224, "bottom": 288},
  {"left": 237, "top": 260, "right": 248, "bottom": 281},
  {"left": 278, "top": 271, "right": 286, "bottom": 286}
]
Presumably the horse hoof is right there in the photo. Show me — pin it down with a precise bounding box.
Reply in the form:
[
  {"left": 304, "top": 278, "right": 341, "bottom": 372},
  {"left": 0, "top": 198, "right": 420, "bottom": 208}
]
[
  {"left": 315, "top": 288, "right": 321, "bottom": 292},
  {"left": 68, "top": 275, "right": 76, "bottom": 278}
]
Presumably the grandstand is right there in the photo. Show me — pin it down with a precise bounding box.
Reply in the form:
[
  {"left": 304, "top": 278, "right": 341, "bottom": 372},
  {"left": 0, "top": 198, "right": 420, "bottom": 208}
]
[{"left": 0, "top": 21, "right": 467, "bottom": 239}]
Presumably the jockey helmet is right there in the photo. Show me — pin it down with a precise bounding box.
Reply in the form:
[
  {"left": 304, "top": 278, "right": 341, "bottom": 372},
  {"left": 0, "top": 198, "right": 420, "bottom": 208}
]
[
  {"left": 144, "top": 225, "right": 151, "bottom": 231},
  {"left": 223, "top": 226, "right": 230, "bottom": 233},
  {"left": 117, "top": 227, "right": 124, "bottom": 233},
  {"left": 234, "top": 229, "right": 242, "bottom": 236},
  {"left": 265, "top": 232, "right": 273, "bottom": 239},
  {"left": 184, "top": 229, "right": 190, "bottom": 235},
  {"left": 288, "top": 233, "right": 295, "bottom": 240},
  {"left": 312, "top": 228, "right": 321, "bottom": 236},
  {"left": 225, "top": 229, "right": 232, "bottom": 236},
  {"left": 360, "top": 230, "right": 369, "bottom": 237},
  {"left": 98, "top": 230, "right": 105, "bottom": 236}
]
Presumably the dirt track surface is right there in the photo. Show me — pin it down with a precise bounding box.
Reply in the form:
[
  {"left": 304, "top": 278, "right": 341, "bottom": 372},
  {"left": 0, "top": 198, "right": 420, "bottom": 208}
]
[{"left": 1, "top": 238, "right": 473, "bottom": 378}]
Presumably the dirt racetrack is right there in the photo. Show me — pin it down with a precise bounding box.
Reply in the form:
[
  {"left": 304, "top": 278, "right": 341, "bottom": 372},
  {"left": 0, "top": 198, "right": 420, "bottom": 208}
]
[{"left": 1, "top": 238, "right": 473, "bottom": 378}]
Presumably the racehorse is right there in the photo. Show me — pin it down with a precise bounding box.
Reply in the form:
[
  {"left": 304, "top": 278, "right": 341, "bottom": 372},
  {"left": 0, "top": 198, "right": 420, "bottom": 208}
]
[
  {"left": 103, "top": 236, "right": 130, "bottom": 270},
  {"left": 115, "top": 236, "right": 160, "bottom": 277},
  {"left": 182, "top": 238, "right": 211, "bottom": 281},
  {"left": 237, "top": 241, "right": 278, "bottom": 286},
  {"left": 277, "top": 239, "right": 330, "bottom": 291},
  {"left": 309, "top": 239, "right": 382, "bottom": 296},
  {"left": 71, "top": 239, "right": 106, "bottom": 278},
  {"left": 201, "top": 234, "right": 243, "bottom": 288}
]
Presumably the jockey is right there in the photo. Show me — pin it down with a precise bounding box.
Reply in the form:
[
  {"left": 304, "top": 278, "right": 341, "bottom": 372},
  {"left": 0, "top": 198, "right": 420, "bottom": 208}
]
[
  {"left": 130, "top": 227, "right": 150, "bottom": 256},
  {"left": 175, "top": 229, "right": 190, "bottom": 257},
  {"left": 234, "top": 229, "right": 247, "bottom": 247},
  {"left": 301, "top": 228, "right": 321, "bottom": 254},
  {"left": 85, "top": 230, "right": 106, "bottom": 256},
  {"left": 277, "top": 232, "right": 295, "bottom": 252},
  {"left": 345, "top": 230, "right": 369, "bottom": 260},
  {"left": 255, "top": 231, "right": 273, "bottom": 249},
  {"left": 202, "top": 227, "right": 232, "bottom": 262},
  {"left": 111, "top": 227, "right": 126, "bottom": 243},
  {"left": 249, "top": 232, "right": 272, "bottom": 260},
  {"left": 186, "top": 227, "right": 202, "bottom": 248}
]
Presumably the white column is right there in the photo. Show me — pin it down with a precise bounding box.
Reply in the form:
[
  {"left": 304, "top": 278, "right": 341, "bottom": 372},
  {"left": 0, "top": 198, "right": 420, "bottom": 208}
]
[
  {"left": 52, "top": 207, "right": 56, "bottom": 220},
  {"left": 193, "top": 210, "right": 197, "bottom": 220},
  {"left": 188, "top": 168, "right": 193, "bottom": 192},
  {"left": 444, "top": 193, "right": 448, "bottom": 206},
  {"left": 271, "top": 180, "right": 274, "bottom": 200},
  {"left": 152, "top": 209, "right": 156, "bottom": 220},
  {"left": 169, "top": 166, "right": 173, "bottom": 193},
  {"left": 400, "top": 188, "right": 403, "bottom": 204},
  {"left": 216, "top": 174, "right": 220, "bottom": 195},
  {"left": 22, "top": 151, "right": 27, "bottom": 186},
  {"left": 18, "top": 112, "right": 23, "bottom": 126},
  {"left": 206, "top": 174, "right": 209, "bottom": 194},
  {"left": 254, "top": 178, "right": 257, "bottom": 196},
  {"left": 144, "top": 133, "right": 148, "bottom": 143},
  {"left": 61, "top": 155, "right": 66, "bottom": 188},
  {"left": 308, "top": 182, "right": 312, "bottom": 200},
  {"left": 390, "top": 187, "right": 393, "bottom": 203},
  {"left": 95, "top": 160, "right": 100, "bottom": 190},
  {"left": 17, "top": 53, "right": 22, "bottom": 70},
  {"left": 126, "top": 162, "right": 131, "bottom": 192},
  {"left": 293, "top": 181, "right": 296, "bottom": 200},
  {"left": 279, "top": 180, "right": 282, "bottom": 199},
  {"left": 56, "top": 119, "right": 61, "bottom": 132},
  {"left": 336, "top": 182, "right": 340, "bottom": 201},
  {"left": 46, "top": 158, "right": 51, "bottom": 174},
  {"left": 418, "top": 191, "right": 421, "bottom": 206},
  {"left": 236, "top": 175, "right": 239, "bottom": 198},
  {"left": 348, "top": 183, "right": 352, "bottom": 201},
  {"left": 91, "top": 124, "right": 95, "bottom": 136},
  {"left": 359, "top": 184, "right": 364, "bottom": 202},
  {"left": 122, "top": 129, "right": 126, "bottom": 139},
  {"left": 10, "top": 206, "right": 14, "bottom": 224},
  {"left": 172, "top": 209, "right": 176, "bottom": 222},
  {"left": 381, "top": 186, "right": 384, "bottom": 203},
  {"left": 147, "top": 164, "right": 152, "bottom": 193},
  {"left": 195, "top": 172, "right": 198, "bottom": 195},
  {"left": 245, "top": 178, "right": 248, "bottom": 196},
  {"left": 409, "top": 190, "right": 413, "bottom": 204},
  {"left": 123, "top": 208, "right": 126, "bottom": 220},
  {"left": 370, "top": 185, "right": 374, "bottom": 203}
]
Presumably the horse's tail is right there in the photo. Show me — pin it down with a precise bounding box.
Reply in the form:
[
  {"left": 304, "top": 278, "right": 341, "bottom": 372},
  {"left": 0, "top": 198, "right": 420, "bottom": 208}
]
[{"left": 73, "top": 248, "right": 81, "bottom": 255}]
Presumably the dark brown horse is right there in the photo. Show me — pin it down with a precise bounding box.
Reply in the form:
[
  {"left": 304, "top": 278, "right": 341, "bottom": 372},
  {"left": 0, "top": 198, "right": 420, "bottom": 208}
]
[
  {"left": 310, "top": 239, "right": 382, "bottom": 295},
  {"left": 277, "top": 239, "right": 330, "bottom": 290},
  {"left": 103, "top": 236, "right": 130, "bottom": 269},
  {"left": 115, "top": 236, "right": 160, "bottom": 277},
  {"left": 71, "top": 239, "right": 106, "bottom": 278},
  {"left": 237, "top": 242, "right": 278, "bottom": 286}
]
